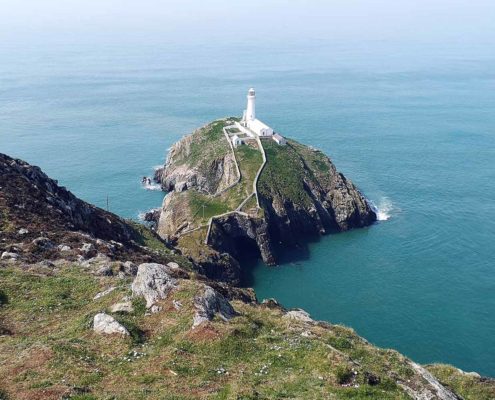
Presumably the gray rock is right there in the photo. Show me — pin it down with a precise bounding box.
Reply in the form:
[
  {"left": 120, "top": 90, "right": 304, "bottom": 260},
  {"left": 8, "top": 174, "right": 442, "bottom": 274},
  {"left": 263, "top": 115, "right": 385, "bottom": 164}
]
[
  {"left": 1, "top": 251, "right": 19, "bottom": 260},
  {"left": 192, "top": 285, "right": 237, "bottom": 328},
  {"left": 131, "top": 263, "right": 177, "bottom": 308},
  {"left": 18, "top": 228, "right": 29, "bottom": 235},
  {"left": 96, "top": 265, "right": 113, "bottom": 276},
  {"left": 57, "top": 244, "right": 71, "bottom": 252},
  {"left": 283, "top": 309, "right": 314, "bottom": 324},
  {"left": 81, "top": 242, "right": 97, "bottom": 258},
  {"left": 38, "top": 260, "right": 55, "bottom": 268},
  {"left": 93, "top": 313, "right": 129, "bottom": 336},
  {"left": 122, "top": 261, "right": 137, "bottom": 276},
  {"left": 166, "top": 261, "right": 180, "bottom": 270},
  {"left": 150, "top": 305, "right": 162, "bottom": 314},
  {"left": 32, "top": 237, "right": 54, "bottom": 250},
  {"left": 110, "top": 301, "right": 134, "bottom": 313},
  {"left": 173, "top": 300, "right": 183, "bottom": 310}
]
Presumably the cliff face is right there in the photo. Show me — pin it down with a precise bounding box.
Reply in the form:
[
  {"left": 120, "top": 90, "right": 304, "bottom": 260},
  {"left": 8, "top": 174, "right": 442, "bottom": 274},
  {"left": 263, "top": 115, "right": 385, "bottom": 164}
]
[
  {"left": 257, "top": 139, "right": 376, "bottom": 248},
  {"left": 154, "top": 120, "right": 239, "bottom": 196},
  {"left": 0, "top": 153, "right": 177, "bottom": 265},
  {"left": 154, "top": 119, "right": 376, "bottom": 284}
]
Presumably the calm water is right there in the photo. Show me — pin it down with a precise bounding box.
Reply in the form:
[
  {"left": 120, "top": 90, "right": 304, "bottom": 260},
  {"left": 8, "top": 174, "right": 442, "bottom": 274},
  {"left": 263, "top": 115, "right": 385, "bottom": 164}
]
[{"left": 1, "top": 40, "right": 494, "bottom": 376}]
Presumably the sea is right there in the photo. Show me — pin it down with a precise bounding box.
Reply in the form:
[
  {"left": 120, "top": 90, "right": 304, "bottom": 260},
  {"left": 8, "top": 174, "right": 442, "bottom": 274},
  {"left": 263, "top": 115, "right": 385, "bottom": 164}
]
[{"left": 1, "top": 39, "right": 494, "bottom": 376}]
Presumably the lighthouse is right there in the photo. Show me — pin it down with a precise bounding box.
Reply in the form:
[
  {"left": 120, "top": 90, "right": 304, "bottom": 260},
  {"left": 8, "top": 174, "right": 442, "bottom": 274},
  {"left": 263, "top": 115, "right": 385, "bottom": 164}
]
[
  {"left": 238, "top": 87, "right": 277, "bottom": 139},
  {"left": 246, "top": 88, "right": 256, "bottom": 121}
]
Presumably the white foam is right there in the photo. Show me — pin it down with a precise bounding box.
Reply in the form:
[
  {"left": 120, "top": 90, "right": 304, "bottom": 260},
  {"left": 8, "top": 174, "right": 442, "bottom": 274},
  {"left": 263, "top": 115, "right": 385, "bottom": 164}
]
[
  {"left": 142, "top": 181, "right": 162, "bottom": 191},
  {"left": 373, "top": 197, "right": 393, "bottom": 221}
]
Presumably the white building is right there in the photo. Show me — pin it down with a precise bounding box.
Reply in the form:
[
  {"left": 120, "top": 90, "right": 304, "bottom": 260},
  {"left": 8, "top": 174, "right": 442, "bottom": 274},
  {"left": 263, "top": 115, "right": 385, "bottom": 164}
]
[
  {"left": 242, "top": 88, "right": 274, "bottom": 137},
  {"left": 231, "top": 134, "right": 243, "bottom": 147},
  {"left": 272, "top": 133, "right": 286, "bottom": 145}
]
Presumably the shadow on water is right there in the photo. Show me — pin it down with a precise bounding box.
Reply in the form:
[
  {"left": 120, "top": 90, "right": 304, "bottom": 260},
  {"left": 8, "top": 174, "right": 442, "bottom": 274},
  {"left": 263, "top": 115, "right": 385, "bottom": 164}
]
[{"left": 239, "top": 234, "right": 322, "bottom": 288}]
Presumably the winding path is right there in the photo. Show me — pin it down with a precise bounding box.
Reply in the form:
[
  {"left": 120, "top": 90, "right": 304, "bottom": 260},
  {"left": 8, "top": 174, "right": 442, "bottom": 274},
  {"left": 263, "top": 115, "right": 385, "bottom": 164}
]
[{"left": 180, "top": 122, "right": 266, "bottom": 244}]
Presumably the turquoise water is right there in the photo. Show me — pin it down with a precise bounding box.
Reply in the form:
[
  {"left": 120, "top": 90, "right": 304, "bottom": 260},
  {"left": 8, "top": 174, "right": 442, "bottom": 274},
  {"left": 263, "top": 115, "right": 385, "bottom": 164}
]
[{"left": 1, "top": 41, "right": 494, "bottom": 376}]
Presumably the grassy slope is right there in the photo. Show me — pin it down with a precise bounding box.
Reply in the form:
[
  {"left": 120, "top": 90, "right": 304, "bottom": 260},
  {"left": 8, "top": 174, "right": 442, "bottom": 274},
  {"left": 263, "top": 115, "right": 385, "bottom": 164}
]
[
  {"left": 426, "top": 365, "right": 495, "bottom": 400},
  {"left": 174, "top": 121, "right": 263, "bottom": 259},
  {"left": 257, "top": 139, "right": 315, "bottom": 208},
  {"left": 0, "top": 266, "right": 417, "bottom": 400}
]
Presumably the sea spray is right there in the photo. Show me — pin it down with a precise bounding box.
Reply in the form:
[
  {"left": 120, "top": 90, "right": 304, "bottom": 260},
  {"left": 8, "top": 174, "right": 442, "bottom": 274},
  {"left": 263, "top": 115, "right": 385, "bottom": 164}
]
[{"left": 372, "top": 197, "right": 394, "bottom": 221}]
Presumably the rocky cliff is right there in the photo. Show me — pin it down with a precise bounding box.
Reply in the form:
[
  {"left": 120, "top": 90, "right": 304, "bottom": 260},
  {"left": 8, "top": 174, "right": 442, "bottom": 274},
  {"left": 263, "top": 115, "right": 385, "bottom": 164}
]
[
  {"left": 154, "top": 119, "right": 239, "bottom": 195},
  {"left": 153, "top": 119, "right": 376, "bottom": 284}
]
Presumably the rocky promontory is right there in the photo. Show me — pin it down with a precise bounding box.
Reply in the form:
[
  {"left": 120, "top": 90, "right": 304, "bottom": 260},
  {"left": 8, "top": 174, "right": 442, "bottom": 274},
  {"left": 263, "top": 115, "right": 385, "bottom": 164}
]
[{"left": 153, "top": 119, "right": 376, "bottom": 284}]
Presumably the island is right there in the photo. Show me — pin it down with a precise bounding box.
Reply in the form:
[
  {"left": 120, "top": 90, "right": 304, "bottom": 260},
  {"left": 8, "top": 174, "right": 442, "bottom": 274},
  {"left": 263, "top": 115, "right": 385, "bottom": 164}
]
[{"left": 150, "top": 88, "right": 376, "bottom": 284}]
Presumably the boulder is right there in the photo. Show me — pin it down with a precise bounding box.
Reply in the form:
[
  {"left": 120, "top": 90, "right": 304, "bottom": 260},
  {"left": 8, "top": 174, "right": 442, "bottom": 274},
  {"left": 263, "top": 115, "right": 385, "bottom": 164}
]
[
  {"left": 121, "top": 261, "right": 137, "bottom": 276},
  {"left": 131, "top": 263, "right": 177, "bottom": 308},
  {"left": 32, "top": 237, "right": 54, "bottom": 250},
  {"left": 110, "top": 301, "right": 134, "bottom": 313},
  {"left": 57, "top": 244, "right": 71, "bottom": 252},
  {"left": 166, "top": 262, "right": 180, "bottom": 270},
  {"left": 18, "top": 228, "right": 29, "bottom": 235},
  {"left": 192, "top": 285, "right": 237, "bottom": 328},
  {"left": 1, "top": 251, "right": 19, "bottom": 261},
  {"left": 283, "top": 309, "right": 314, "bottom": 324},
  {"left": 93, "top": 313, "right": 129, "bottom": 336},
  {"left": 81, "top": 243, "right": 97, "bottom": 259}
]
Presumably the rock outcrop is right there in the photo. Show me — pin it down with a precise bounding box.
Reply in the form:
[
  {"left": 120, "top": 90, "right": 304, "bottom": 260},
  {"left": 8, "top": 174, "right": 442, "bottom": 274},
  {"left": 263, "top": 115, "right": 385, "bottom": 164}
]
[
  {"left": 131, "top": 263, "right": 178, "bottom": 308},
  {"left": 93, "top": 313, "right": 129, "bottom": 336},
  {"left": 192, "top": 285, "right": 237, "bottom": 328},
  {"left": 154, "top": 120, "right": 239, "bottom": 196},
  {"left": 0, "top": 153, "right": 175, "bottom": 266}
]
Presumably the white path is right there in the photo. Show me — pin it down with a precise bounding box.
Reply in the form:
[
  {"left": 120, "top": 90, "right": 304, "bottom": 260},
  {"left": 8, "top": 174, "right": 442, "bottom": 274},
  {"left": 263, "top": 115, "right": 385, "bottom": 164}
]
[{"left": 179, "top": 122, "right": 266, "bottom": 244}]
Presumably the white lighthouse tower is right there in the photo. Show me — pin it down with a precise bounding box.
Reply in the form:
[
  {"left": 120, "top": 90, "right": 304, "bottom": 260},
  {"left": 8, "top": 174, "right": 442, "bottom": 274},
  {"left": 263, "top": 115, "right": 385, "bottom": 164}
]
[
  {"left": 246, "top": 88, "right": 256, "bottom": 121},
  {"left": 237, "top": 87, "right": 275, "bottom": 138}
]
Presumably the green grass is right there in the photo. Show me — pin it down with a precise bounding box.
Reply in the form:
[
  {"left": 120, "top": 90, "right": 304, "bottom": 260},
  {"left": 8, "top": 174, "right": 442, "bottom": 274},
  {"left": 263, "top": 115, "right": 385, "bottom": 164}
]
[
  {"left": 175, "top": 120, "right": 231, "bottom": 167},
  {"left": 258, "top": 139, "right": 313, "bottom": 207},
  {"left": 189, "top": 191, "right": 231, "bottom": 224},
  {"left": 426, "top": 364, "right": 495, "bottom": 400},
  {"left": 0, "top": 265, "right": 488, "bottom": 399}
]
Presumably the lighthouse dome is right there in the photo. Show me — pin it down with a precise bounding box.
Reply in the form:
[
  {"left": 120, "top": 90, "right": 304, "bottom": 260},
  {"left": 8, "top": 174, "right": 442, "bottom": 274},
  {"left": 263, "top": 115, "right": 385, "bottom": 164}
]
[{"left": 248, "top": 88, "right": 255, "bottom": 96}]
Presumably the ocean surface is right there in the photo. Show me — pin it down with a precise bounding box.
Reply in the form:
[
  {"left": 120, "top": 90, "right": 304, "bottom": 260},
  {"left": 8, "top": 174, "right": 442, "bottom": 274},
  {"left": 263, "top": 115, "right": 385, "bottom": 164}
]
[{"left": 1, "top": 40, "right": 494, "bottom": 376}]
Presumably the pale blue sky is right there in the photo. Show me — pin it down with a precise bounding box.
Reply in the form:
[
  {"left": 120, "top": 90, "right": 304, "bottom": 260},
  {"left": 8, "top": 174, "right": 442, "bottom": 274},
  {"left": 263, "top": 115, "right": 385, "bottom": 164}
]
[{"left": 1, "top": 0, "right": 495, "bottom": 45}]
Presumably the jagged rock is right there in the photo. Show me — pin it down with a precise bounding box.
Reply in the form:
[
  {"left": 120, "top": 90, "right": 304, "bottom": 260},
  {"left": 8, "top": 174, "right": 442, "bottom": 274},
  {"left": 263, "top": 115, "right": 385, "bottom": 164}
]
[
  {"left": 121, "top": 261, "right": 137, "bottom": 276},
  {"left": 131, "top": 263, "right": 178, "bottom": 308},
  {"left": 93, "top": 313, "right": 129, "bottom": 336},
  {"left": 96, "top": 265, "right": 113, "bottom": 276},
  {"left": 57, "top": 244, "right": 71, "bottom": 252},
  {"left": 192, "top": 285, "right": 237, "bottom": 328},
  {"left": 81, "top": 243, "right": 97, "bottom": 259},
  {"left": 1, "top": 251, "right": 19, "bottom": 260},
  {"left": 283, "top": 309, "right": 314, "bottom": 324},
  {"left": 32, "top": 237, "right": 54, "bottom": 250},
  {"left": 17, "top": 228, "right": 29, "bottom": 235},
  {"left": 261, "top": 298, "right": 284, "bottom": 310},
  {"left": 110, "top": 301, "right": 134, "bottom": 313},
  {"left": 154, "top": 122, "right": 239, "bottom": 195}
]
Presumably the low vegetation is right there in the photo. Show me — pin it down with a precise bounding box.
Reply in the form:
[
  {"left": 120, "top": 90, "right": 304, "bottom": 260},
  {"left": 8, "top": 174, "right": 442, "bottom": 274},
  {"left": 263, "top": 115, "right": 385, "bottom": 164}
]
[{"left": 2, "top": 264, "right": 477, "bottom": 400}]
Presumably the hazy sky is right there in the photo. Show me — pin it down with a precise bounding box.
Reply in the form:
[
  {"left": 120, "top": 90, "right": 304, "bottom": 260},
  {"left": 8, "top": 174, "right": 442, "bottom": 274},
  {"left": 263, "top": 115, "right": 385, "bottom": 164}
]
[{"left": 1, "top": 0, "right": 495, "bottom": 45}]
